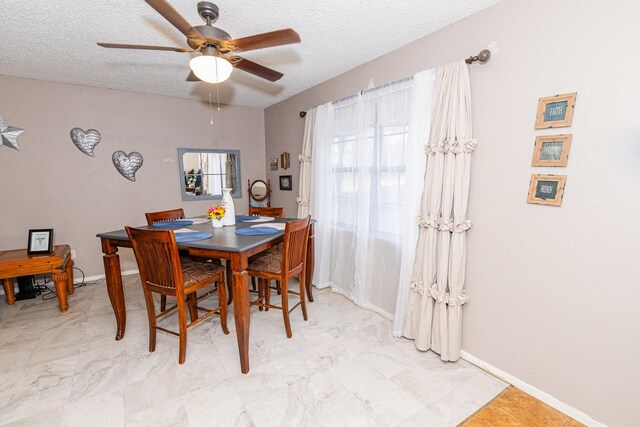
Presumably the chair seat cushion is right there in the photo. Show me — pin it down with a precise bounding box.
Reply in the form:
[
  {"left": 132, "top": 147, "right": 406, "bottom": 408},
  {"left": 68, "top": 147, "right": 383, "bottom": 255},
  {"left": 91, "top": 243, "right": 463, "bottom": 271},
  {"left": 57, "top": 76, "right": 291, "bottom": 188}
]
[
  {"left": 181, "top": 257, "right": 225, "bottom": 287},
  {"left": 248, "top": 251, "right": 282, "bottom": 274}
]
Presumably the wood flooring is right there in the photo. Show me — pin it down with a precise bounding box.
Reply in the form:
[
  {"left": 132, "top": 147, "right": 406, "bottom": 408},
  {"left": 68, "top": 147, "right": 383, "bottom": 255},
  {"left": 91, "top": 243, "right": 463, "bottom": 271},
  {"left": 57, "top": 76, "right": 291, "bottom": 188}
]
[{"left": 460, "top": 386, "right": 585, "bottom": 426}]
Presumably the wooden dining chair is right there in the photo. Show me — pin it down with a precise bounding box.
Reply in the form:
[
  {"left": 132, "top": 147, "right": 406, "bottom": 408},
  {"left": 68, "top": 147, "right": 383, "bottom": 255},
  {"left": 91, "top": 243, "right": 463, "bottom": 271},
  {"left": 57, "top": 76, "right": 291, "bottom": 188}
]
[
  {"left": 126, "top": 226, "right": 229, "bottom": 364},
  {"left": 145, "top": 208, "right": 186, "bottom": 225},
  {"left": 146, "top": 208, "right": 189, "bottom": 312},
  {"left": 248, "top": 206, "right": 284, "bottom": 218},
  {"left": 145, "top": 208, "right": 220, "bottom": 311},
  {"left": 248, "top": 216, "right": 310, "bottom": 338},
  {"left": 248, "top": 206, "right": 285, "bottom": 292}
]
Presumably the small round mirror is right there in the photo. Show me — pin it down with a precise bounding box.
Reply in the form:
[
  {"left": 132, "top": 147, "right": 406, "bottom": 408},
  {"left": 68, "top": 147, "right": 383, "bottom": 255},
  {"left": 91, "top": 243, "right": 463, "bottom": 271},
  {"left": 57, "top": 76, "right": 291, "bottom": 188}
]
[{"left": 250, "top": 180, "right": 268, "bottom": 201}]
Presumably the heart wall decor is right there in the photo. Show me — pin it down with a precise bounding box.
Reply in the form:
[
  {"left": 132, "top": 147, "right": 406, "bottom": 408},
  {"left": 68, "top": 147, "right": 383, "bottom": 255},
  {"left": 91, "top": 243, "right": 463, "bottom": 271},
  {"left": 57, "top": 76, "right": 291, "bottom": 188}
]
[
  {"left": 70, "top": 128, "right": 101, "bottom": 157},
  {"left": 112, "top": 151, "right": 143, "bottom": 182}
]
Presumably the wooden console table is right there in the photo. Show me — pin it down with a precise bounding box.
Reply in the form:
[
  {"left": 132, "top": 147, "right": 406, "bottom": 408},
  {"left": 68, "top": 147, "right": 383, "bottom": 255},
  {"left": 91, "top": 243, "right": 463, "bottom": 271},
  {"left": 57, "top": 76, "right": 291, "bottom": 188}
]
[{"left": 0, "top": 244, "right": 74, "bottom": 313}]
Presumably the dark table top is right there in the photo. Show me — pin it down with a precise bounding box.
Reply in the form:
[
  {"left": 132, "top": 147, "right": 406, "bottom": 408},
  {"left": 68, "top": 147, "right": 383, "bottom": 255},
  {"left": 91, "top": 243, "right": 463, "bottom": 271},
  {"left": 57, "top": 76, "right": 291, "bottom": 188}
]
[{"left": 97, "top": 216, "right": 312, "bottom": 253}]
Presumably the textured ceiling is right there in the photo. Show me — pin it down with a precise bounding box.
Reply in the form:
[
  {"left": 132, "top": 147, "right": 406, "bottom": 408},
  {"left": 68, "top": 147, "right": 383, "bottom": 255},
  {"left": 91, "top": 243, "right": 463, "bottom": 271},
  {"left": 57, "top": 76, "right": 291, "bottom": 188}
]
[{"left": 0, "top": 0, "right": 499, "bottom": 108}]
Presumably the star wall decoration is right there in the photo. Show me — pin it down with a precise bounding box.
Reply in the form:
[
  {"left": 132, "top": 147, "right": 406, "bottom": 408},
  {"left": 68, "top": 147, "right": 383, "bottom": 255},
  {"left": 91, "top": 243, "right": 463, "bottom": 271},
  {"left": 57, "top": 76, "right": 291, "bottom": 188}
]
[{"left": 0, "top": 116, "right": 25, "bottom": 150}]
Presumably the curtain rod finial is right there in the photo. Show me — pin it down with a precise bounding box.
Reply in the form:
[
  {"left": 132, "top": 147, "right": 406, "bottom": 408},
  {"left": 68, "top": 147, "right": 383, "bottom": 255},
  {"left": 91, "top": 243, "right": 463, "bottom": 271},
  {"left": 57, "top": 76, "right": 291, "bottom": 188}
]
[
  {"left": 300, "top": 111, "right": 307, "bottom": 118},
  {"left": 465, "top": 49, "right": 491, "bottom": 65}
]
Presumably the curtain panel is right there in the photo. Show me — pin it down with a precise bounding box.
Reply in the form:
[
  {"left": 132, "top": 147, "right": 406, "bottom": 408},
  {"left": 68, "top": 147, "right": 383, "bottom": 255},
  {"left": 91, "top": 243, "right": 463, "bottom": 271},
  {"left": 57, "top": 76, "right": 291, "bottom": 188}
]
[
  {"left": 401, "top": 61, "right": 474, "bottom": 361},
  {"left": 311, "top": 71, "right": 435, "bottom": 319},
  {"left": 297, "top": 108, "right": 317, "bottom": 218}
]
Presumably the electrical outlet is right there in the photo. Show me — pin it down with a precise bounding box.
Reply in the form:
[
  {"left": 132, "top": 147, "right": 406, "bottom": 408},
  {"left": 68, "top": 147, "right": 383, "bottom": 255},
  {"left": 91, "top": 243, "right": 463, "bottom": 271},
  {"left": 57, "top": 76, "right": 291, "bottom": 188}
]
[{"left": 70, "top": 250, "right": 77, "bottom": 260}]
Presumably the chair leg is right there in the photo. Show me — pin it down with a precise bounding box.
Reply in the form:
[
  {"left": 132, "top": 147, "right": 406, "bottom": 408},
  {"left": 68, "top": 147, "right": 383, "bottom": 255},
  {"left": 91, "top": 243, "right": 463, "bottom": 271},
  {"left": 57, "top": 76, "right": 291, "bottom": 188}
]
[
  {"left": 217, "top": 278, "right": 229, "bottom": 335},
  {"left": 299, "top": 274, "right": 308, "bottom": 321},
  {"left": 251, "top": 276, "right": 257, "bottom": 292},
  {"left": 257, "top": 277, "right": 264, "bottom": 311},
  {"left": 187, "top": 293, "right": 198, "bottom": 322},
  {"left": 265, "top": 279, "right": 271, "bottom": 311},
  {"left": 276, "top": 280, "right": 281, "bottom": 295},
  {"left": 160, "top": 295, "right": 167, "bottom": 312},
  {"left": 177, "top": 298, "right": 188, "bottom": 364},
  {"left": 143, "top": 287, "right": 157, "bottom": 353},
  {"left": 281, "top": 279, "right": 292, "bottom": 338}
]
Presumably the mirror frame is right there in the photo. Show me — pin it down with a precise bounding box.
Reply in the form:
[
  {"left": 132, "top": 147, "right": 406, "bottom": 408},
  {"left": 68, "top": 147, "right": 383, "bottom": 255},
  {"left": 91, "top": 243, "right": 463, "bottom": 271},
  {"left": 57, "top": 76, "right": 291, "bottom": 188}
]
[
  {"left": 178, "top": 148, "right": 242, "bottom": 202},
  {"left": 249, "top": 179, "right": 269, "bottom": 202}
]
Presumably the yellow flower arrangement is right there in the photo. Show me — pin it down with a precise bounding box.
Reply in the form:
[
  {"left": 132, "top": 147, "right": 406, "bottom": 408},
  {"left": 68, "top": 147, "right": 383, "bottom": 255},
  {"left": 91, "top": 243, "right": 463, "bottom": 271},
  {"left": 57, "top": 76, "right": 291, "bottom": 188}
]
[{"left": 206, "top": 205, "right": 226, "bottom": 220}]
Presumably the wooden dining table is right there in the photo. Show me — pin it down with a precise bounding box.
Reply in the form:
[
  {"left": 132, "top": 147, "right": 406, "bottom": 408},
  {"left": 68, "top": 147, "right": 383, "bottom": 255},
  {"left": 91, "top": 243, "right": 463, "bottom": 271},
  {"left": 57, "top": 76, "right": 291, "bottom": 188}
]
[{"left": 97, "top": 217, "right": 315, "bottom": 374}]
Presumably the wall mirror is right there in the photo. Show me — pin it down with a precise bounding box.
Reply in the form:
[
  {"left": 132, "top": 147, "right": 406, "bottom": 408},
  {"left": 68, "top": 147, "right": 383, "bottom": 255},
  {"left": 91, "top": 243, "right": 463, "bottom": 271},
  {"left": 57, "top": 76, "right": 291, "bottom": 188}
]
[
  {"left": 178, "top": 148, "right": 242, "bottom": 201},
  {"left": 248, "top": 179, "right": 271, "bottom": 207}
]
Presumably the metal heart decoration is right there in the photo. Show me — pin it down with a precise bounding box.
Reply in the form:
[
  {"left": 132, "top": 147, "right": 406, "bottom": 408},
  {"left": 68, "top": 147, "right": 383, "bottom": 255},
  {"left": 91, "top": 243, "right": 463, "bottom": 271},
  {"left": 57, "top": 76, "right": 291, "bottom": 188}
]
[
  {"left": 112, "top": 151, "right": 143, "bottom": 182},
  {"left": 70, "top": 128, "right": 101, "bottom": 157}
]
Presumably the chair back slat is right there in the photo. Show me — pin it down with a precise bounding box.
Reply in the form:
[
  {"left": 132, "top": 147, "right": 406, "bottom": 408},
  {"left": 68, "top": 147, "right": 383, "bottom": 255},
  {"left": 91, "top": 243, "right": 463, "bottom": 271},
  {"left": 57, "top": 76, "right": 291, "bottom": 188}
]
[
  {"left": 282, "top": 216, "right": 311, "bottom": 274},
  {"left": 145, "top": 208, "right": 185, "bottom": 225},
  {"left": 249, "top": 206, "right": 284, "bottom": 218},
  {"left": 126, "top": 227, "right": 183, "bottom": 290}
]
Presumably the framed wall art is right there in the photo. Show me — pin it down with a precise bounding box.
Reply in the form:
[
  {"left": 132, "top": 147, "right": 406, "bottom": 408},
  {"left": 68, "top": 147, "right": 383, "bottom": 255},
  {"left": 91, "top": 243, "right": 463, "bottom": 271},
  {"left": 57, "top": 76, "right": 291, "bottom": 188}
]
[
  {"left": 527, "top": 174, "right": 567, "bottom": 206},
  {"left": 532, "top": 134, "right": 572, "bottom": 167},
  {"left": 535, "top": 92, "right": 577, "bottom": 129},
  {"left": 27, "top": 229, "right": 54, "bottom": 255},
  {"left": 270, "top": 158, "right": 279, "bottom": 171},
  {"left": 279, "top": 175, "right": 292, "bottom": 191}
]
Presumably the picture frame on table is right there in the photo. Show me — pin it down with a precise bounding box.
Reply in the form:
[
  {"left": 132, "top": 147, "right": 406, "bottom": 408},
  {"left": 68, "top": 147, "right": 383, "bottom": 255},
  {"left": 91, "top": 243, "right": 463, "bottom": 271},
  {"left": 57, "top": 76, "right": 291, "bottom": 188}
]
[
  {"left": 531, "top": 134, "right": 572, "bottom": 167},
  {"left": 279, "top": 175, "right": 292, "bottom": 191},
  {"left": 27, "top": 229, "right": 54, "bottom": 255},
  {"left": 269, "top": 158, "right": 279, "bottom": 171},
  {"left": 527, "top": 174, "right": 567, "bottom": 207},
  {"left": 535, "top": 92, "right": 577, "bottom": 129}
]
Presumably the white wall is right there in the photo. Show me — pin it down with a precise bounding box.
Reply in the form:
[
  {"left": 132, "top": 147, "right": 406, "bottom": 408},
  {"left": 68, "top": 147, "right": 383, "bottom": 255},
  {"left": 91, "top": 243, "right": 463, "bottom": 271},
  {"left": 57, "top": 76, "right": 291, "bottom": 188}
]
[
  {"left": 264, "top": 0, "right": 640, "bottom": 425},
  {"left": 0, "top": 76, "right": 265, "bottom": 277}
]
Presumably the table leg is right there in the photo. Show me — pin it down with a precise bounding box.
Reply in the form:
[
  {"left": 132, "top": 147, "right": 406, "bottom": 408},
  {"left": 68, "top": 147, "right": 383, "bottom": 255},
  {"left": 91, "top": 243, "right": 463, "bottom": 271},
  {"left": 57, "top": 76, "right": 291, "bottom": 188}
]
[
  {"left": 230, "top": 253, "right": 250, "bottom": 374},
  {"left": 52, "top": 272, "right": 69, "bottom": 313},
  {"left": 2, "top": 278, "right": 16, "bottom": 305},
  {"left": 102, "top": 239, "right": 126, "bottom": 340},
  {"left": 305, "top": 222, "right": 315, "bottom": 302},
  {"left": 66, "top": 258, "right": 75, "bottom": 295},
  {"left": 225, "top": 261, "right": 233, "bottom": 305}
]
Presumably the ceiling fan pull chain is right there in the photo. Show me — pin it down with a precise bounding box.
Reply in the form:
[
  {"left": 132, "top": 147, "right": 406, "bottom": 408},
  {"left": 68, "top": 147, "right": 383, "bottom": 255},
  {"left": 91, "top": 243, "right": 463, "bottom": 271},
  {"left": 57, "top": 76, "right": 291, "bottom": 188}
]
[
  {"left": 209, "top": 91, "right": 214, "bottom": 125},
  {"left": 215, "top": 59, "right": 221, "bottom": 111}
]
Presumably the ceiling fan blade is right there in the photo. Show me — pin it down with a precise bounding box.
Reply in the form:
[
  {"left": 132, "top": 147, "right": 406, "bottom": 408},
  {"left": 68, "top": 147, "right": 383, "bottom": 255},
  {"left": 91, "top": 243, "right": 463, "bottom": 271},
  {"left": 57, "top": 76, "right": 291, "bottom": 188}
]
[
  {"left": 144, "top": 0, "right": 204, "bottom": 41},
  {"left": 97, "top": 42, "right": 194, "bottom": 52},
  {"left": 231, "top": 56, "right": 283, "bottom": 82},
  {"left": 186, "top": 70, "right": 200, "bottom": 82},
  {"left": 229, "top": 29, "right": 300, "bottom": 52}
]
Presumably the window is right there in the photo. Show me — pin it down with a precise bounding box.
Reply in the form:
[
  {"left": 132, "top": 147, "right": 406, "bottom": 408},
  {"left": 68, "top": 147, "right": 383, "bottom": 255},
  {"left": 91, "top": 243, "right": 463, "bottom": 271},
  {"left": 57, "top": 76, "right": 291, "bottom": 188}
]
[{"left": 330, "top": 124, "right": 409, "bottom": 236}]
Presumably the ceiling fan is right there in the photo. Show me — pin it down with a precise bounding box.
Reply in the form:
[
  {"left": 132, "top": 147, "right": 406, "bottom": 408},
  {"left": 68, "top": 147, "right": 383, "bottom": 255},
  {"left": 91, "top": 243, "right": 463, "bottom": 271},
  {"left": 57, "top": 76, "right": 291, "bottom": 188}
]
[{"left": 97, "top": 0, "right": 300, "bottom": 84}]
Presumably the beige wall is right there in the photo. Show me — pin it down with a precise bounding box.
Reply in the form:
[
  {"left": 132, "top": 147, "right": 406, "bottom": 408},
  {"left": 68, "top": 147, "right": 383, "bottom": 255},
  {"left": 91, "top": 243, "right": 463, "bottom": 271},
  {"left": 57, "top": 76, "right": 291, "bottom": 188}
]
[
  {"left": 265, "top": 0, "right": 640, "bottom": 425},
  {"left": 0, "top": 75, "right": 265, "bottom": 277}
]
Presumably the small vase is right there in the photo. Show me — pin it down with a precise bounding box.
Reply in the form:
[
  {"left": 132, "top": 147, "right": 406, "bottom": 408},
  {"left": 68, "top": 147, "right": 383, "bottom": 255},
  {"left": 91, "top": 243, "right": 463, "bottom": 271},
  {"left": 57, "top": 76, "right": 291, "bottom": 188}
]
[
  {"left": 221, "top": 188, "right": 236, "bottom": 226},
  {"left": 211, "top": 218, "right": 224, "bottom": 228}
]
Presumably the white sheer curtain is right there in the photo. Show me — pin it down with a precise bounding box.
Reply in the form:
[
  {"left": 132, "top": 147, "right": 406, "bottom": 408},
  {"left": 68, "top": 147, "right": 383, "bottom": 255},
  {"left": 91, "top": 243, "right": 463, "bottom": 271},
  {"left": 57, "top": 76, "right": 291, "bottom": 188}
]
[
  {"left": 312, "top": 72, "right": 435, "bottom": 318},
  {"left": 297, "top": 108, "right": 316, "bottom": 218},
  {"left": 402, "top": 61, "right": 474, "bottom": 361}
]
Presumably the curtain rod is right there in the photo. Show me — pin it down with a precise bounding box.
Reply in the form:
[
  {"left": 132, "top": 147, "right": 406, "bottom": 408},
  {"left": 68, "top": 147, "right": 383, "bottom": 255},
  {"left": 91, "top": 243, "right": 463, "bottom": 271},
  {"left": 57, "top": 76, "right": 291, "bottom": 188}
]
[{"left": 299, "top": 49, "right": 491, "bottom": 118}]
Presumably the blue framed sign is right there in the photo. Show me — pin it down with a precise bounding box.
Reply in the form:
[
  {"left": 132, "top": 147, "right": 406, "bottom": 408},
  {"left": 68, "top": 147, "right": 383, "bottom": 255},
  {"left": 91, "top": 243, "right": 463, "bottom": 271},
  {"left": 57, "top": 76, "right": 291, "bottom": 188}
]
[
  {"left": 527, "top": 174, "right": 567, "bottom": 206},
  {"left": 531, "top": 134, "right": 572, "bottom": 167},
  {"left": 535, "top": 93, "right": 577, "bottom": 129}
]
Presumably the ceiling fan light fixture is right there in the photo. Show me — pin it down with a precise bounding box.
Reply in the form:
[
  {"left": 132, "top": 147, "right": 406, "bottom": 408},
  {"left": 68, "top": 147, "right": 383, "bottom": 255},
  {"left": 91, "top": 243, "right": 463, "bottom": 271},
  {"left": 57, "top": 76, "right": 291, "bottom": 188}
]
[{"left": 189, "top": 53, "right": 233, "bottom": 83}]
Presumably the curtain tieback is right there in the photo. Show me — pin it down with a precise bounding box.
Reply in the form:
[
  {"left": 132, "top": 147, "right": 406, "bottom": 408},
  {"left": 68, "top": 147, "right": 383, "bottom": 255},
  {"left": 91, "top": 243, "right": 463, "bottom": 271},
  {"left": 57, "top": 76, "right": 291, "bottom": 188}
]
[
  {"left": 298, "top": 154, "right": 312, "bottom": 163},
  {"left": 410, "top": 281, "right": 469, "bottom": 306},
  {"left": 425, "top": 138, "right": 477, "bottom": 155},
  {"left": 417, "top": 215, "right": 472, "bottom": 232},
  {"left": 296, "top": 197, "right": 310, "bottom": 207}
]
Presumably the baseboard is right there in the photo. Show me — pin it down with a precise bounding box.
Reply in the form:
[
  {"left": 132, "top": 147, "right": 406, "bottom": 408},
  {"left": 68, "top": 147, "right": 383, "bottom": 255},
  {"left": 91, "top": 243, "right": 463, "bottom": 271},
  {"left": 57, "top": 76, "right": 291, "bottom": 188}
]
[
  {"left": 460, "top": 351, "right": 607, "bottom": 427},
  {"left": 74, "top": 269, "right": 139, "bottom": 284}
]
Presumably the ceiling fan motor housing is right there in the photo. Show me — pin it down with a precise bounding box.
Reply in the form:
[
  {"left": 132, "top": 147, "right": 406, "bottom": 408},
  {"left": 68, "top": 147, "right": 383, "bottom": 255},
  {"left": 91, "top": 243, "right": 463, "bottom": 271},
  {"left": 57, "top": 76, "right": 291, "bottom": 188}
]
[{"left": 198, "top": 2, "right": 219, "bottom": 23}]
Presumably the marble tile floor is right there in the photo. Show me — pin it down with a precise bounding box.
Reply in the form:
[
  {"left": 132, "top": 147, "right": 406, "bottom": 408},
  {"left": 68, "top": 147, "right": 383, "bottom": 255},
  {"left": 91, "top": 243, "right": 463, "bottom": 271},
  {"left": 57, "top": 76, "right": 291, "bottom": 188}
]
[{"left": 0, "top": 275, "right": 508, "bottom": 426}]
